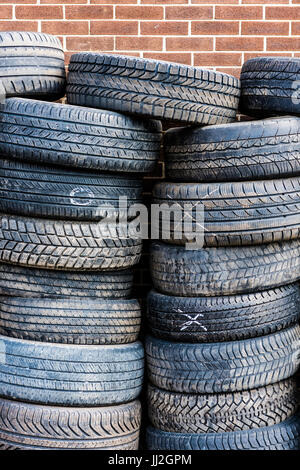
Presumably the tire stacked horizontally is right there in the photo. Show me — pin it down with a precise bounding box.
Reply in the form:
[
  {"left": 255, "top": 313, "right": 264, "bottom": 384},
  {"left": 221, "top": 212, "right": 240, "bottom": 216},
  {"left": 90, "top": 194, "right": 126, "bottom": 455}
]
[
  {"left": 146, "top": 58, "right": 300, "bottom": 451},
  {"left": 0, "top": 33, "right": 167, "bottom": 450}
]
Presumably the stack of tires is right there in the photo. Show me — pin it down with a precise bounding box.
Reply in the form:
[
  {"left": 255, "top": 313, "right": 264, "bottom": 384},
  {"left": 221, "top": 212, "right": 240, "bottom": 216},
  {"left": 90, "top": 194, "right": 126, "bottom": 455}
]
[
  {"left": 0, "top": 32, "right": 164, "bottom": 450},
  {"left": 146, "top": 57, "right": 300, "bottom": 451}
]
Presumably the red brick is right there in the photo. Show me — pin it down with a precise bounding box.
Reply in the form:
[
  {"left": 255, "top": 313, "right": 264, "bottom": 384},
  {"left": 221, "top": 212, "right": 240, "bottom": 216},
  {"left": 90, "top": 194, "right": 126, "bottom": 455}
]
[
  {"left": 91, "top": 0, "right": 137, "bottom": 3},
  {"left": 142, "top": 0, "right": 188, "bottom": 3},
  {"left": 244, "top": 52, "right": 293, "bottom": 61},
  {"left": 216, "top": 37, "right": 264, "bottom": 51},
  {"left": 116, "top": 37, "right": 163, "bottom": 51},
  {"left": 192, "top": 21, "right": 239, "bottom": 35},
  {"left": 266, "top": 6, "right": 300, "bottom": 19},
  {"left": 292, "top": 23, "right": 300, "bottom": 35},
  {"left": 267, "top": 37, "right": 300, "bottom": 51},
  {"left": 42, "top": 21, "right": 89, "bottom": 35},
  {"left": 166, "top": 6, "right": 213, "bottom": 20},
  {"left": 193, "top": 0, "right": 238, "bottom": 2},
  {"left": 116, "top": 6, "right": 163, "bottom": 20},
  {"left": 242, "top": 21, "right": 289, "bottom": 35},
  {"left": 91, "top": 21, "right": 138, "bottom": 35},
  {"left": 16, "top": 6, "right": 62, "bottom": 19},
  {"left": 0, "top": 5, "right": 12, "bottom": 18},
  {"left": 66, "top": 36, "right": 114, "bottom": 51},
  {"left": 215, "top": 6, "right": 263, "bottom": 19},
  {"left": 243, "top": 0, "right": 288, "bottom": 3},
  {"left": 0, "top": 0, "right": 36, "bottom": 3},
  {"left": 216, "top": 67, "right": 241, "bottom": 79},
  {"left": 0, "top": 20, "right": 38, "bottom": 30},
  {"left": 141, "top": 21, "right": 188, "bottom": 36},
  {"left": 143, "top": 52, "right": 191, "bottom": 65},
  {"left": 65, "top": 5, "right": 113, "bottom": 20},
  {"left": 40, "top": 0, "right": 87, "bottom": 3},
  {"left": 194, "top": 52, "right": 242, "bottom": 67},
  {"left": 166, "top": 37, "right": 213, "bottom": 51}
]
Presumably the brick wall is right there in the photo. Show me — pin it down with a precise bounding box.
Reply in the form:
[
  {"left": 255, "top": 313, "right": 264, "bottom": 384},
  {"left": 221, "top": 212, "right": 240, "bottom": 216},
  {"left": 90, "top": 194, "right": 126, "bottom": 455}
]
[{"left": 0, "top": 1, "right": 300, "bottom": 79}]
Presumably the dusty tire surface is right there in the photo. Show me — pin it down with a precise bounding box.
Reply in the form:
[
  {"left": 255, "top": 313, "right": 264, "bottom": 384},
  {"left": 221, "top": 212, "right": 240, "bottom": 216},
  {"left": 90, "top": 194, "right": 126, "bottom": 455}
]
[
  {"left": 0, "top": 98, "right": 161, "bottom": 173},
  {"left": 0, "top": 297, "right": 141, "bottom": 345},
  {"left": 147, "top": 285, "right": 300, "bottom": 342},
  {"left": 0, "top": 214, "right": 142, "bottom": 271},
  {"left": 0, "top": 159, "right": 142, "bottom": 221},
  {"left": 0, "top": 398, "right": 141, "bottom": 450},
  {"left": 150, "top": 241, "right": 300, "bottom": 296},
  {"left": 240, "top": 57, "right": 300, "bottom": 117},
  {"left": 148, "top": 379, "right": 299, "bottom": 433},
  {"left": 152, "top": 178, "right": 300, "bottom": 247},
  {"left": 165, "top": 117, "right": 300, "bottom": 182},
  {"left": 0, "top": 32, "right": 65, "bottom": 100},
  {"left": 0, "top": 263, "right": 133, "bottom": 298},
  {"left": 0, "top": 335, "right": 144, "bottom": 406},
  {"left": 67, "top": 53, "right": 241, "bottom": 125},
  {"left": 146, "top": 414, "right": 300, "bottom": 450},
  {"left": 145, "top": 325, "right": 300, "bottom": 394}
]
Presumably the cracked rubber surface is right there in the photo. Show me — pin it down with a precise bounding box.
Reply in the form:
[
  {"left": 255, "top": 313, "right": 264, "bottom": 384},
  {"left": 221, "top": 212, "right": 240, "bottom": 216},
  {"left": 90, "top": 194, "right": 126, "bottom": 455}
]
[
  {"left": 145, "top": 324, "right": 300, "bottom": 394},
  {"left": 0, "top": 214, "right": 142, "bottom": 271},
  {"left": 240, "top": 57, "right": 300, "bottom": 117},
  {"left": 152, "top": 178, "right": 300, "bottom": 247},
  {"left": 0, "top": 398, "right": 141, "bottom": 450},
  {"left": 148, "top": 379, "right": 299, "bottom": 433},
  {"left": 146, "top": 414, "right": 300, "bottom": 450},
  {"left": 0, "top": 98, "right": 161, "bottom": 173},
  {"left": 147, "top": 285, "right": 300, "bottom": 342},
  {"left": 150, "top": 241, "right": 300, "bottom": 296},
  {"left": 67, "top": 53, "right": 241, "bottom": 125},
  {"left": 165, "top": 117, "right": 300, "bottom": 182},
  {"left": 0, "top": 158, "right": 143, "bottom": 221},
  {"left": 0, "top": 335, "right": 144, "bottom": 406},
  {"left": 0, "top": 297, "right": 141, "bottom": 345},
  {"left": 0, "top": 263, "right": 133, "bottom": 298},
  {"left": 0, "top": 32, "right": 65, "bottom": 100}
]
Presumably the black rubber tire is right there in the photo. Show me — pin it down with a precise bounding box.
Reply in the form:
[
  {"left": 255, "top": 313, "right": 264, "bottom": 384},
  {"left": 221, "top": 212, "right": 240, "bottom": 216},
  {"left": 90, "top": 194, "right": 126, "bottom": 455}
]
[
  {"left": 0, "top": 263, "right": 133, "bottom": 298},
  {"left": 0, "top": 97, "right": 161, "bottom": 173},
  {"left": 152, "top": 178, "right": 300, "bottom": 247},
  {"left": 147, "top": 284, "right": 300, "bottom": 343},
  {"left": 0, "top": 297, "right": 141, "bottom": 345},
  {"left": 146, "top": 414, "right": 300, "bottom": 450},
  {"left": 0, "top": 214, "right": 142, "bottom": 271},
  {"left": 0, "top": 32, "right": 65, "bottom": 100},
  {"left": 148, "top": 379, "right": 299, "bottom": 433},
  {"left": 0, "top": 398, "right": 141, "bottom": 450},
  {"left": 150, "top": 241, "right": 300, "bottom": 296},
  {"left": 165, "top": 117, "right": 300, "bottom": 182},
  {"left": 0, "top": 335, "right": 144, "bottom": 406},
  {"left": 145, "top": 324, "right": 300, "bottom": 394},
  {"left": 0, "top": 158, "right": 142, "bottom": 221},
  {"left": 240, "top": 57, "right": 300, "bottom": 117},
  {"left": 67, "top": 53, "right": 241, "bottom": 125}
]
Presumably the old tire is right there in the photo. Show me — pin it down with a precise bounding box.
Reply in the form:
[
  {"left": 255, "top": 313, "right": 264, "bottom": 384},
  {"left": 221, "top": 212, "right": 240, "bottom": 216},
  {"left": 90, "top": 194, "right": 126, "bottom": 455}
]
[
  {"left": 150, "top": 241, "right": 300, "bottom": 296},
  {"left": 152, "top": 178, "right": 300, "bottom": 247},
  {"left": 0, "top": 32, "right": 65, "bottom": 100},
  {"left": 146, "top": 414, "right": 300, "bottom": 450},
  {"left": 0, "top": 297, "right": 141, "bottom": 345},
  {"left": 147, "top": 285, "right": 300, "bottom": 342},
  {"left": 165, "top": 117, "right": 300, "bottom": 182},
  {"left": 0, "top": 98, "right": 161, "bottom": 173},
  {"left": 0, "top": 398, "right": 141, "bottom": 450},
  {"left": 148, "top": 378, "right": 299, "bottom": 433},
  {"left": 0, "top": 214, "right": 142, "bottom": 271},
  {"left": 240, "top": 57, "right": 300, "bottom": 117},
  {"left": 0, "top": 336, "right": 144, "bottom": 406},
  {"left": 67, "top": 53, "right": 241, "bottom": 125},
  {"left": 0, "top": 263, "right": 133, "bottom": 298},
  {"left": 145, "top": 324, "right": 300, "bottom": 393},
  {"left": 0, "top": 158, "right": 142, "bottom": 221}
]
